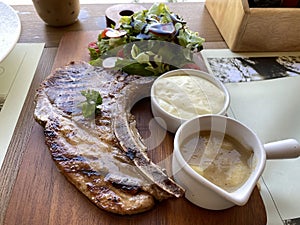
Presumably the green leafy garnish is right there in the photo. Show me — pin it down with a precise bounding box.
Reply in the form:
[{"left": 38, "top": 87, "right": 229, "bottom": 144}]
[
  {"left": 88, "top": 3, "right": 205, "bottom": 76},
  {"left": 80, "top": 90, "right": 102, "bottom": 118}
]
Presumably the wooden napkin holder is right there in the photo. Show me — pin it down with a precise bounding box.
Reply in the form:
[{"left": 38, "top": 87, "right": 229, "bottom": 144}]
[{"left": 205, "top": 0, "right": 300, "bottom": 52}]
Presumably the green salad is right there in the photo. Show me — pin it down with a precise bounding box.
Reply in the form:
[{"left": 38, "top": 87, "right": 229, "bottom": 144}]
[{"left": 88, "top": 3, "right": 205, "bottom": 76}]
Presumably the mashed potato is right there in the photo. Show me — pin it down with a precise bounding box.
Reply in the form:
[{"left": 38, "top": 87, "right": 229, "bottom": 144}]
[{"left": 153, "top": 75, "right": 225, "bottom": 119}]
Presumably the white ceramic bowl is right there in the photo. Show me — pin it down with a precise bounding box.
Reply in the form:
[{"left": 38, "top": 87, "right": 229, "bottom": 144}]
[
  {"left": 172, "top": 114, "right": 266, "bottom": 210},
  {"left": 151, "top": 69, "right": 230, "bottom": 133}
]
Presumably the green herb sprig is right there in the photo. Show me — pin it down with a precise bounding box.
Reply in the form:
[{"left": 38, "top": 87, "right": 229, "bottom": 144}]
[{"left": 80, "top": 90, "right": 102, "bottom": 118}]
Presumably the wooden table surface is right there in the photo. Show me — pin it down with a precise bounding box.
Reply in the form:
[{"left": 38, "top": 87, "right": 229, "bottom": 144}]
[{"left": 0, "top": 3, "right": 267, "bottom": 225}]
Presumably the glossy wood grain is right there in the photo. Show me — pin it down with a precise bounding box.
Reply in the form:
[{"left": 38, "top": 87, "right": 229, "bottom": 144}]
[{"left": 0, "top": 3, "right": 266, "bottom": 225}]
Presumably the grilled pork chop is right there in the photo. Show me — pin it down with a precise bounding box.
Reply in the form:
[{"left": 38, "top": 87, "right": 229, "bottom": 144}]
[{"left": 34, "top": 61, "right": 184, "bottom": 215}]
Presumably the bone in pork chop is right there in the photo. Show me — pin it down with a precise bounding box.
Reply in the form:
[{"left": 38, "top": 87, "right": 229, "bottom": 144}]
[{"left": 34, "top": 61, "right": 184, "bottom": 215}]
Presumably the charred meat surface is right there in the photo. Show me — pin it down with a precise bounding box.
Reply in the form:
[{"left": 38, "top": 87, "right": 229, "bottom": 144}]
[{"left": 34, "top": 61, "right": 184, "bottom": 215}]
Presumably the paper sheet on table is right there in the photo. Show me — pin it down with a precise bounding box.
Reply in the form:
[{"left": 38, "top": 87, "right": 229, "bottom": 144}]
[
  {"left": 226, "top": 77, "right": 300, "bottom": 225},
  {"left": 0, "top": 43, "right": 45, "bottom": 169}
]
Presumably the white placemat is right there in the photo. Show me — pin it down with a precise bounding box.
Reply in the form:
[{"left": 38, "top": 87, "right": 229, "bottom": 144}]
[
  {"left": 226, "top": 78, "right": 300, "bottom": 225},
  {"left": 0, "top": 43, "right": 44, "bottom": 169}
]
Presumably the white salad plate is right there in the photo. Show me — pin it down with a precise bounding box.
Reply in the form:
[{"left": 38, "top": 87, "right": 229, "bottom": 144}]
[{"left": 0, "top": 1, "right": 21, "bottom": 63}]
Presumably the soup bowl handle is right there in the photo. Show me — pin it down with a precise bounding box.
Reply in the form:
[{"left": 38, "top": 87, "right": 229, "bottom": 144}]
[{"left": 264, "top": 139, "right": 300, "bottom": 160}]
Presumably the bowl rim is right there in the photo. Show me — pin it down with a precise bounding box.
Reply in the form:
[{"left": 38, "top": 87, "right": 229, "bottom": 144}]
[
  {"left": 173, "top": 114, "right": 266, "bottom": 206},
  {"left": 150, "top": 69, "right": 230, "bottom": 121}
]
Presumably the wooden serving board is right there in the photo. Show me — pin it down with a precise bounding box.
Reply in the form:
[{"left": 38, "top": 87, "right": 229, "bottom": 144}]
[{"left": 9, "top": 31, "right": 267, "bottom": 225}]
